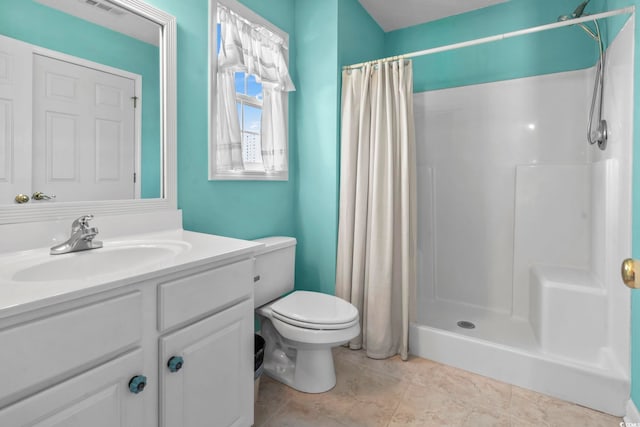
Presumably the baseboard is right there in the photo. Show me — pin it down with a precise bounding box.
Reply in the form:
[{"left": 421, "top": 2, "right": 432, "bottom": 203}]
[{"left": 624, "top": 399, "right": 640, "bottom": 423}]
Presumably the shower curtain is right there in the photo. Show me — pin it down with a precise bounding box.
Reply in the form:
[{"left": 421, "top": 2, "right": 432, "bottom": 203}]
[{"left": 336, "top": 60, "right": 417, "bottom": 360}]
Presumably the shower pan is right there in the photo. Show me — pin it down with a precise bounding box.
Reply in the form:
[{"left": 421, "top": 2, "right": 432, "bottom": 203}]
[{"left": 410, "top": 11, "right": 634, "bottom": 416}]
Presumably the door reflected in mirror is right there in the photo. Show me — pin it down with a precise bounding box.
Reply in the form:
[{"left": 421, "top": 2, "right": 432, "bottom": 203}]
[{"left": 0, "top": 0, "right": 162, "bottom": 204}]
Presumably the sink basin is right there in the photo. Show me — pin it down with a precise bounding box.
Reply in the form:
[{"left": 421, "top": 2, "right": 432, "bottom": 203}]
[{"left": 11, "top": 241, "right": 191, "bottom": 282}]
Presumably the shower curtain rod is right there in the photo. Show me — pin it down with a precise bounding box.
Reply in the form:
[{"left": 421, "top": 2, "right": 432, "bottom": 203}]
[{"left": 343, "top": 6, "right": 635, "bottom": 70}]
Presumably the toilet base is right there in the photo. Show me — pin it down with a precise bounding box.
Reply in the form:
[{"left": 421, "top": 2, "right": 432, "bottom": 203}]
[
  {"left": 260, "top": 318, "right": 346, "bottom": 393},
  {"left": 264, "top": 347, "right": 337, "bottom": 393}
]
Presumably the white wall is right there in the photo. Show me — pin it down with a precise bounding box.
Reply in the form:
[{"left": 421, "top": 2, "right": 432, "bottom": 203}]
[
  {"left": 414, "top": 69, "right": 591, "bottom": 315},
  {"left": 596, "top": 17, "right": 633, "bottom": 374},
  {"left": 512, "top": 163, "right": 591, "bottom": 319}
]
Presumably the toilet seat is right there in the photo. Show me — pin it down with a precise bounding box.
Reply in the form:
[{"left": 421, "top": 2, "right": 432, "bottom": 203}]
[
  {"left": 272, "top": 312, "right": 359, "bottom": 330},
  {"left": 269, "top": 291, "right": 359, "bottom": 330}
]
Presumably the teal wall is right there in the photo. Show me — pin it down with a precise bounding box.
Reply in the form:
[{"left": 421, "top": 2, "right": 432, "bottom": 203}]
[
  {"left": 338, "top": 0, "right": 386, "bottom": 68},
  {"left": 140, "top": 0, "right": 380, "bottom": 295},
  {"left": 0, "top": 1, "right": 161, "bottom": 198},
  {"left": 146, "top": 0, "right": 296, "bottom": 240},
  {"left": 293, "top": 0, "right": 340, "bottom": 294},
  {"left": 293, "top": 0, "right": 384, "bottom": 295},
  {"left": 384, "top": 0, "right": 601, "bottom": 92}
]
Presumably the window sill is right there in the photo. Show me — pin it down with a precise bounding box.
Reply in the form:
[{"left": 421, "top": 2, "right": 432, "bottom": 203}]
[{"left": 209, "top": 170, "right": 288, "bottom": 181}]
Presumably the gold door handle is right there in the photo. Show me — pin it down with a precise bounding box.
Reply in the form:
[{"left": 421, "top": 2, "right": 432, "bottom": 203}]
[
  {"left": 14, "top": 194, "right": 29, "bottom": 204},
  {"left": 32, "top": 192, "right": 56, "bottom": 201},
  {"left": 621, "top": 258, "right": 640, "bottom": 289}
]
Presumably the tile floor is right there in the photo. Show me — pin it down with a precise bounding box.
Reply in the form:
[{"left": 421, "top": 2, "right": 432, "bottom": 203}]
[{"left": 254, "top": 346, "right": 622, "bottom": 427}]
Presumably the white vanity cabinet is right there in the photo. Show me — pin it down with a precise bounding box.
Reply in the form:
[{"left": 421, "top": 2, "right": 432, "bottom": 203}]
[
  {"left": 0, "top": 350, "right": 147, "bottom": 427},
  {"left": 0, "top": 254, "right": 255, "bottom": 427},
  {"left": 158, "top": 259, "right": 254, "bottom": 427},
  {"left": 0, "top": 291, "right": 149, "bottom": 426},
  {"left": 160, "top": 300, "right": 253, "bottom": 427}
]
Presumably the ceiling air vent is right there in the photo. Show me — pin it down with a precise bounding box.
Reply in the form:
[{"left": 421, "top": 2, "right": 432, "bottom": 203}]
[
  {"left": 96, "top": 2, "right": 112, "bottom": 11},
  {"left": 79, "top": 0, "right": 127, "bottom": 17}
]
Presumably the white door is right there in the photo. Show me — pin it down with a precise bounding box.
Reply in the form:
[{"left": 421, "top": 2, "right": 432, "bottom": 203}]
[
  {"left": 0, "top": 349, "right": 147, "bottom": 426},
  {"left": 0, "top": 35, "right": 32, "bottom": 204},
  {"left": 32, "top": 53, "right": 136, "bottom": 202},
  {"left": 160, "top": 300, "right": 254, "bottom": 427}
]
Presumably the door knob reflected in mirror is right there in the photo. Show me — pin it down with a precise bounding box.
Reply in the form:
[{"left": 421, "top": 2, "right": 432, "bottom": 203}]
[
  {"left": 32, "top": 192, "right": 56, "bottom": 201},
  {"left": 14, "top": 194, "right": 29, "bottom": 204}
]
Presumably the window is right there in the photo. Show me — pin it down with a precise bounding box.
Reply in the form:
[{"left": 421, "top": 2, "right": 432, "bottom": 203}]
[
  {"left": 209, "top": 0, "right": 294, "bottom": 180},
  {"left": 237, "top": 73, "right": 263, "bottom": 170}
]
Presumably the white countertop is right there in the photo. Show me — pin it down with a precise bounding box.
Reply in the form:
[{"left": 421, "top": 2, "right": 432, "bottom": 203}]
[{"left": 0, "top": 229, "right": 263, "bottom": 319}]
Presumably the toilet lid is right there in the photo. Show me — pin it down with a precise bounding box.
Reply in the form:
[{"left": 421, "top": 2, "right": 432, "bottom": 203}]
[{"left": 270, "top": 291, "right": 359, "bottom": 328}]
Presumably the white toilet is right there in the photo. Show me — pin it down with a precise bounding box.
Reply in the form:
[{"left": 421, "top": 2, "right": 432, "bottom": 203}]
[{"left": 253, "top": 236, "right": 360, "bottom": 393}]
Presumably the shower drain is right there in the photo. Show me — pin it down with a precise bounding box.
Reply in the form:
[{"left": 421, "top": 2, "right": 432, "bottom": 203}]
[{"left": 457, "top": 320, "right": 476, "bottom": 329}]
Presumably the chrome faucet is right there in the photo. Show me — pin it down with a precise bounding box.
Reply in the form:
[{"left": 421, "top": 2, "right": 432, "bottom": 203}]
[{"left": 50, "top": 215, "right": 103, "bottom": 255}]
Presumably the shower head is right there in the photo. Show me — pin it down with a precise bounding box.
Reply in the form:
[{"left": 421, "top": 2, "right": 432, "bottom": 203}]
[
  {"left": 557, "top": 0, "right": 591, "bottom": 22},
  {"left": 572, "top": 0, "right": 591, "bottom": 18},
  {"left": 557, "top": 0, "right": 599, "bottom": 41}
]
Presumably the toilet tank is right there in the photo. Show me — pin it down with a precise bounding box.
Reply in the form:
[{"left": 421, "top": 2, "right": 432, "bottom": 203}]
[{"left": 253, "top": 236, "right": 296, "bottom": 308}]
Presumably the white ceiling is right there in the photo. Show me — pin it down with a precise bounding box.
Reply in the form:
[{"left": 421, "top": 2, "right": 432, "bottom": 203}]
[{"left": 358, "top": 0, "right": 509, "bottom": 32}]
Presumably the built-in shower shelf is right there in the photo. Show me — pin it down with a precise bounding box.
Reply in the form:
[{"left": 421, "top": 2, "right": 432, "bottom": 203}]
[{"left": 530, "top": 264, "right": 606, "bottom": 364}]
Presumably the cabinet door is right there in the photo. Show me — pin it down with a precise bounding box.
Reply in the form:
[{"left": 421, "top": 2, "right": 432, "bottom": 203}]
[
  {"left": 0, "top": 349, "right": 147, "bottom": 427},
  {"left": 160, "top": 300, "right": 253, "bottom": 427}
]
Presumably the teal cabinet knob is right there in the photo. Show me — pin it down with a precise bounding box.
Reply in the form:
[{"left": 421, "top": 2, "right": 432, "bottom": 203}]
[
  {"left": 128, "top": 375, "right": 147, "bottom": 394},
  {"left": 167, "top": 356, "right": 184, "bottom": 373}
]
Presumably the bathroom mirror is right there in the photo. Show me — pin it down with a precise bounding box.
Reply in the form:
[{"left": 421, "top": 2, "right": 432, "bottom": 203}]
[{"left": 0, "top": 0, "right": 176, "bottom": 224}]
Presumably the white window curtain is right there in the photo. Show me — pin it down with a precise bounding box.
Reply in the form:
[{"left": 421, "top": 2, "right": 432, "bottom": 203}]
[
  {"left": 216, "top": 69, "right": 243, "bottom": 170},
  {"left": 336, "top": 60, "right": 417, "bottom": 361},
  {"left": 216, "top": 6, "right": 295, "bottom": 172}
]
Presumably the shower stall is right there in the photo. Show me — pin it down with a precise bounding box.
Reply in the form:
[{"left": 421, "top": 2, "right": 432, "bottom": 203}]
[{"left": 410, "top": 11, "right": 634, "bottom": 416}]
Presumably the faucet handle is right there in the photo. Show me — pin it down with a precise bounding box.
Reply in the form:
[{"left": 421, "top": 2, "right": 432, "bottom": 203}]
[{"left": 72, "top": 215, "right": 94, "bottom": 231}]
